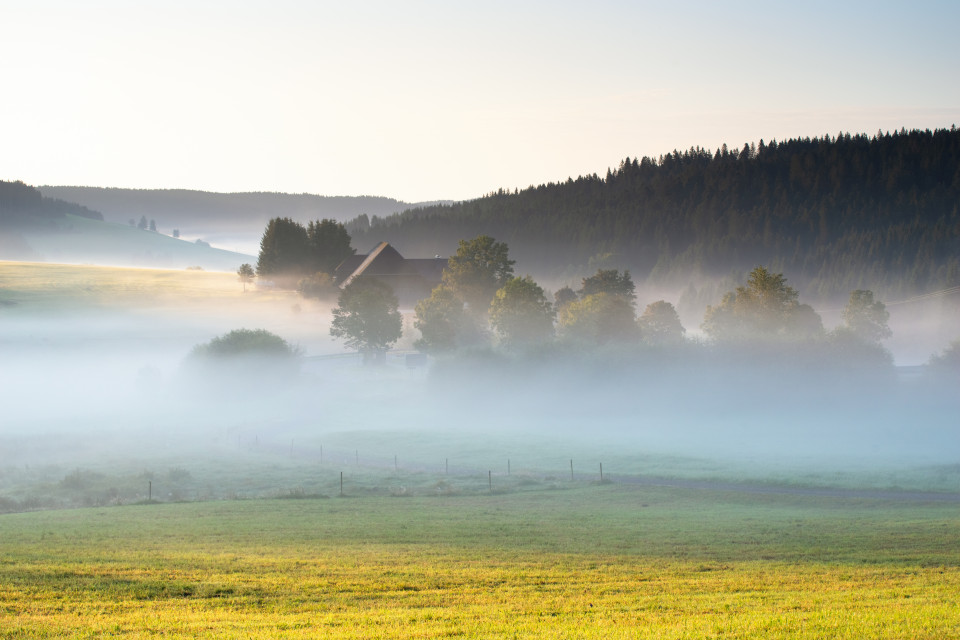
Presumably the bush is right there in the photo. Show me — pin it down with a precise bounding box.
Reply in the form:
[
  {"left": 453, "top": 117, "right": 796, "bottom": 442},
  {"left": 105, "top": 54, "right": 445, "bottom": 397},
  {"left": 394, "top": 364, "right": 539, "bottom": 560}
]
[
  {"left": 297, "top": 272, "right": 338, "bottom": 300},
  {"left": 190, "top": 329, "right": 298, "bottom": 359},
  {"left": 183, "top": 329, "right": 301, "bottom": 396}
]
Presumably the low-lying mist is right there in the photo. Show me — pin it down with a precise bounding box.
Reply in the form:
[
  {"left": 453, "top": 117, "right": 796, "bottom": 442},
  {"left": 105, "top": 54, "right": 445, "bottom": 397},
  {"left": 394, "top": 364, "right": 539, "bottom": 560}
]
[{"left": 1, "top": 274, "right": 958, "bottom": 513}]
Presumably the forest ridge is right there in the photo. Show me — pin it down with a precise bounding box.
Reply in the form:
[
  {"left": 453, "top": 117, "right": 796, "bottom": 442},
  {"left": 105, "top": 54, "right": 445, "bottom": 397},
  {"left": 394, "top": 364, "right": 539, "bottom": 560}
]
[{"left": 347, "top": 127, "right": 960, "bottom": 302}]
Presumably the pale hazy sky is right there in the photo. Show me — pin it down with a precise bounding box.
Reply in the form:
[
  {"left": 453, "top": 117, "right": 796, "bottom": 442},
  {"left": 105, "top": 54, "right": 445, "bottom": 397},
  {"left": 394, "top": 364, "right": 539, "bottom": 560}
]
[{"left": 2, "top": 0, "right": 958, "bottom": 202}]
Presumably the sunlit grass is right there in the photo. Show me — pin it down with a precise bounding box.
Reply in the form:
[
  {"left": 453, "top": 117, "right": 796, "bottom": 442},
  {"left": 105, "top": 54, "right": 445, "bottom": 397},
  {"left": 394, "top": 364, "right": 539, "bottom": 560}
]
[
  {"left": 0, "top": 261, "right": 281, "bottom": 309},
  {"left": 1, "top": 485, "right": 958, "bottom": 638}
]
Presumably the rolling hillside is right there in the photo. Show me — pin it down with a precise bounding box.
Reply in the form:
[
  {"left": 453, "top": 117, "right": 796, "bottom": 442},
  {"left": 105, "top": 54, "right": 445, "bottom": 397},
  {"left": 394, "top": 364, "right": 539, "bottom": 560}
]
[
  {"left": 10, "top": 214, "right": 254, "bottom": 271},
  {"left": 38, "top": 187, "right": 450, "bottom": 254}
]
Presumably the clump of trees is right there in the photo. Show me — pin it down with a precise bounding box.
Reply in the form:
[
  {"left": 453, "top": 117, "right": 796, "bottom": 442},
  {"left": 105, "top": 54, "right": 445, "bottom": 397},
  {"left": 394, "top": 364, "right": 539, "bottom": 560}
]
[
  {"left": 256, "top": 217, "right": 355, "bottom": 287},
  {"left": 345, "top": 128, "right": 960, "bottom": 301},
  {"left": 329, "top": 230, "right": 901, "bottom": 374},
  {"left": 701, "top": 266, "right": 822, "bottom": 342}
]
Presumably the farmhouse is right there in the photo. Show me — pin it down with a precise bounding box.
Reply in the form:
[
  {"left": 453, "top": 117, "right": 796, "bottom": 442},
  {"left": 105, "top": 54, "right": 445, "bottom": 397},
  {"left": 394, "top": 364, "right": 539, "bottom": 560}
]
[{"left": 333, "top": 241, "right": 446, "bottom": 307}]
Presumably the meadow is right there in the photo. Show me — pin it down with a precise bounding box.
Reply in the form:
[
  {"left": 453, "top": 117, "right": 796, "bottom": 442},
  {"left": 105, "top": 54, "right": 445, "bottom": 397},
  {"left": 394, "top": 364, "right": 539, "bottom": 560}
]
[
  {"left": 1, "top": 482, "right": 958, "bottom": 639},
  {"left": 2, "top": 261, "right": 958, "bottom": 638}
]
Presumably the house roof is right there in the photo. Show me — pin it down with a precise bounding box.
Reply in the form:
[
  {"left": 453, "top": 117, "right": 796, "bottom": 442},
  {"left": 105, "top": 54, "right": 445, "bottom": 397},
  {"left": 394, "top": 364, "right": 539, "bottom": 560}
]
[{"left": 335, "top": 242, "right": 446, "bottom": 290}]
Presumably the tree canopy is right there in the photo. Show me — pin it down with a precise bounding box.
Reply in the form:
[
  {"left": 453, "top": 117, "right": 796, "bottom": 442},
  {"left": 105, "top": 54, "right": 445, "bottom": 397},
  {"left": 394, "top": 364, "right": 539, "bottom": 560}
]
[
  {"left": 558, "top": 292, "right": 637, "bottom": 346},
  {"left": 841, "top": 290, "right": 892, "bottom": 343},
  {"left": 237, "top": 264, "right": 255, "bottom": 292},
  {"left": 638, "top": 300, "right": 685, "bottom": 345},
  {"left": 489, "top": 276, "right": 555, "bottom": 350},
  {"left": 307, "top": 218, "right": 355, "bottom": 274},
  {"left": 330, "top": 278, "right": 403, "bottom": 364},
  {"left": 256, "top": 217, "right": 354, "bottom": 284},
  {"left": 702, "top": 266, "right": 822, "bottom": 341},
  {"left": 191, "top": 328, "right": 298, "bottom": 359},
  {"left": 578, "top": 269, "right": 636, "bottom": 304},
  {"left": 347, "top": 128, "right": 960, "bottom": 301},
  {"left": 256, "top": 217, "right": 311, "bottom": 279},
  {"left": 441, "top": 235, "right": 515, "bottom": 313},
  {"left": 413, "top": 285, "right": 476, "bottom": 354}
]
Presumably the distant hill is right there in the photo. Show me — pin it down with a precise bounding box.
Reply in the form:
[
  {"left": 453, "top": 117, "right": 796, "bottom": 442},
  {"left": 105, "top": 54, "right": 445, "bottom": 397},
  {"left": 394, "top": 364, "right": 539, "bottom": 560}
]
[
  {"left": 7, "top": 213, "right": 254, "bottom": 272},
  {"left": 348, "top": 127, "right": 960, "bottom": 304},
  {"left": 1, "top": 181, "right": 253, "bottom": 270},
  {"left": 38, "top": 187, "right": 450, "bottom": 253},
  {"left": 1, "top": 180, "right": 103, "bottom": 227}
]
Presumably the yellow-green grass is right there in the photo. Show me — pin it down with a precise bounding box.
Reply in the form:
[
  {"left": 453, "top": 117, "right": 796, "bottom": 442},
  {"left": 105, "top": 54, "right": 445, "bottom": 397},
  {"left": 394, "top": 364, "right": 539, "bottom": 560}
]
[
  {"left": 2, "top": 484, "right": 958, "bottom": 638},
  {"left": 0, "top": 261, "right": 280, "bottom": 310}
]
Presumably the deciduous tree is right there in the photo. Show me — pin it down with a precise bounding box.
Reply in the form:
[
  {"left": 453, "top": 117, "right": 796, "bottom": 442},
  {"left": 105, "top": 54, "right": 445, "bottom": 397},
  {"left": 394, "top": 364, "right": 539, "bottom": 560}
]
[
  {"left": 702, "top": 266, "right": 822, "bottom": 341},
  {"left": 237, "top": 263, "right": 255, "bottom": 292},
  {"left": 841, "top": 290, "right": 892, "bottom": 343},
  {"left": 558, "top": 293, "right": 637, "bottom": 345},
  {"left": 489, "top": 276, "right": 555, "bottom": 349},
  {"left": 553, "top": 286, "right": 578, "bottom": 312},
  {"left": 578, "top": 269, "right": 636, "bottom": 304},
  {"left": 413, "top": 285, "right": 480, "bottom": 354},
  {"left": 441, "top": 235, "right": 515, "bottom": 314},
  {"left": 638, "top": 300, "right": 685, "bottom": 345},
  {"left": 330, "top": 279, "right": 402, "bottom": 364}
]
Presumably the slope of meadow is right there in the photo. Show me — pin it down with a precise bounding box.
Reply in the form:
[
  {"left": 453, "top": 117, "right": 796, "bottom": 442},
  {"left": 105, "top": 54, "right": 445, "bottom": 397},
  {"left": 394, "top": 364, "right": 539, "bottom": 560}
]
[{"left": 1, "top": 486, "right": 958, "bottom": 639}]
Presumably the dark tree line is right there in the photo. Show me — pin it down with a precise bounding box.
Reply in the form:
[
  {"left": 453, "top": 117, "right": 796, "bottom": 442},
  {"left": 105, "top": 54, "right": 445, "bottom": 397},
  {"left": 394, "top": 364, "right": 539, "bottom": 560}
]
[
  {"left": 256, "top": 217, "right": 354, "bottom": 284},
  {"left": 347, "top": 127, "right": 960, "bottom": 302},
  {"left": 0, "top": 180, "right": 103, "bottom": 228}
]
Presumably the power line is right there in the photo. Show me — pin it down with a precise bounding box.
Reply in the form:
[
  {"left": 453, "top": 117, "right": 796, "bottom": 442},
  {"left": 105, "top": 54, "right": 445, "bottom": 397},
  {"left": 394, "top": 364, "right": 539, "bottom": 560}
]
[
  {"left": 884, "top": 285, "right": 960, "bottom": 306},
  {"left": 815, "top": 285, "right": 960, "bottom": 313}
]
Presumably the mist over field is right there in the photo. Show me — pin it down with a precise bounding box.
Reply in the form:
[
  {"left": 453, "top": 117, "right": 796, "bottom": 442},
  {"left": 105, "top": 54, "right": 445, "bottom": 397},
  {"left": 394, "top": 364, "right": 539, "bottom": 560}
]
[{"left": 2, "top": 261, "right": 958, "bottom": 507}]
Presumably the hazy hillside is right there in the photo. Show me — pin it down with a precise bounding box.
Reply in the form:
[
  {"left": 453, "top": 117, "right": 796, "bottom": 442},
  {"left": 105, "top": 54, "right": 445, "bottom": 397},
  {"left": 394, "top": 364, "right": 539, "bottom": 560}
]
[
  {"left": 349, "top": 127, "right": 960, "bottom": 304},
  {"left": 2, "top": 181, "right": 254, "bottom": 270},
  {"left": 39, "top": 187, "right": 450, "bottom": 254},
  {"left": 16, "top": 214, "right": 254, "bottom": 271}
]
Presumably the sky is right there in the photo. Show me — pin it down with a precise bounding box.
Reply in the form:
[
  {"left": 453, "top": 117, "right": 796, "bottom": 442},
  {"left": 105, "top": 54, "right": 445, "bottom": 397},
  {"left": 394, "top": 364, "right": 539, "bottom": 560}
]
[{"left": 2, "top": 0, "right": 959, "bottom": 203}]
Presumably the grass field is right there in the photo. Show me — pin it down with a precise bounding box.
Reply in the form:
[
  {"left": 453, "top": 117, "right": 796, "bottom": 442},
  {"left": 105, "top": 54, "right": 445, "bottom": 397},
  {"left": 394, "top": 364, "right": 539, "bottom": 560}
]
[
  {"left": 0, "top": 261, "right": 279, "bottom": 309},
  {"left": 1, "top": 484, "right": 958, "bottom": 639},
  {"left": 2, "top": 261, "right": 959, "bottom": 638}
]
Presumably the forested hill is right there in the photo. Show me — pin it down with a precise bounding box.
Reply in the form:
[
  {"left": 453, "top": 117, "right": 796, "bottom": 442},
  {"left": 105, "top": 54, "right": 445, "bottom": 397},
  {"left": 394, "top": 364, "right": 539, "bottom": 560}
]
[
  {"left": 1, "top": 180, "right": 103, "bottom": 227},
  {"left": 38, "top": 187, "right": 446, "bottom": 234},
  {"left": 349, "top": 127, "right": 960, "bottom": 302}
]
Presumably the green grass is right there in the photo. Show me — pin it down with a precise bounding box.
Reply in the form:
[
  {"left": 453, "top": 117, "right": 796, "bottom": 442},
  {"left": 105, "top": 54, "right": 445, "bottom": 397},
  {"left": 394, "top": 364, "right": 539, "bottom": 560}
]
[
  {"left": 1, "top": 484, "right": 958, "bottom": 638},
  {"left": 3, "top": 260, "right": 959, "bottom": 637}
]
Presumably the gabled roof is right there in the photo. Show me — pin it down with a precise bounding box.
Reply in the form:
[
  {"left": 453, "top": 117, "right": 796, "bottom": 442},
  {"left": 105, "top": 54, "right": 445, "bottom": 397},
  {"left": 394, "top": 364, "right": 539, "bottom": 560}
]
[
  {"left": 333, "top": 255, "right": 365, "bottom": 283},
  {"left": 337, "top": 241, "right": 443, "bottom": 287}
]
